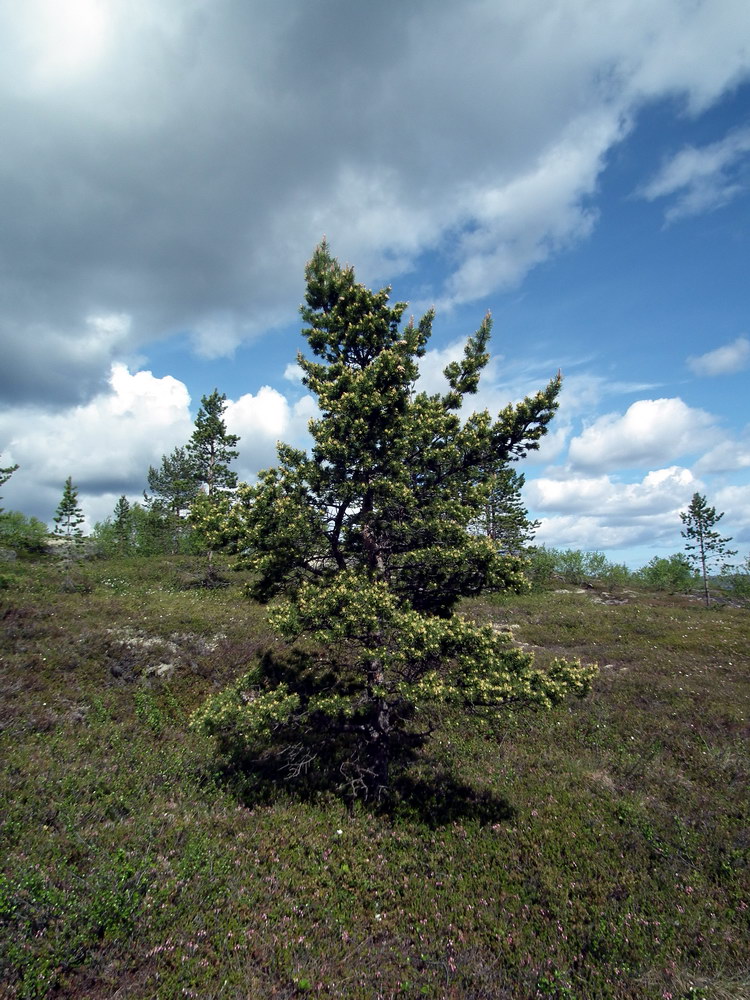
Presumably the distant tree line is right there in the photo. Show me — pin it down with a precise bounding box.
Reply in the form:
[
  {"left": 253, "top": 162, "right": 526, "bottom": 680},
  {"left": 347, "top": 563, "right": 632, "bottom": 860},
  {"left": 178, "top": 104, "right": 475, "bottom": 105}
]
[
  {"left": 92, "top": 389, "right": 240, "bottom": 563},
  {"left": 0, "top": 379, "right": 747, "bottom": 609}
]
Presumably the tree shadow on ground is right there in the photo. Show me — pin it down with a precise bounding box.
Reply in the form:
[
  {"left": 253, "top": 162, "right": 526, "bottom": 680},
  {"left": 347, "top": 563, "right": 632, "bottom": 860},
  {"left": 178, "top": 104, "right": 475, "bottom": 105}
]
[
  {"left": 390, "top": 770, "right": 515, "bottom": 827},
  {"left": 206, "top": 754, "right": 515, "bottom": 828}
]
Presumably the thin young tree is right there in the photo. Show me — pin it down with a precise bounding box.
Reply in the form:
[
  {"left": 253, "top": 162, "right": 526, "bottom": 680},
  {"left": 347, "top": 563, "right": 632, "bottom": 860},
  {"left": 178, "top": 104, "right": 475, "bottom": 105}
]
[
  {"left": 113, "top": 495, "right": 132, "bottom": 554},
  {"left": 680, "top": 492, "right": 736, "bottom": 606},
  {"left": 1, "top": 456, "right": 19, "bottom": 516},
  {"left": 192, "top": 242, "right": 596, "bottom": 802},
  {"left": 186, "top": 390, "right": 240, "bottom": 573},
  {"left": 53, "top": 477, "right": 86, "bottom": 590},
  {"left": 53, "top": 476, "right": 85, "bottom": 543}
]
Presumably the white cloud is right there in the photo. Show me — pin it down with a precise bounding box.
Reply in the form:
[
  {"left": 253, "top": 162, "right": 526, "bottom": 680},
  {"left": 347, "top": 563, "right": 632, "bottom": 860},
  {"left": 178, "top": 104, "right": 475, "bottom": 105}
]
[
  {"left": 416, "top": 340, "right": 471, "bottom": 396},
  {"left": 638, "top": 127, "right": 750, "bottom": 223},
  {"left": 534, "top": 513, "right": 673, "bottom": 553},
  {"left": 226, "top": 387, "right": 316, "bottom": 480},
  {"left": 0, "top": 364, "right": 316, "bottom": 528},
  {"left": 714, "top": 483, "right": 750, "bottom": 544},
  {"left": 529, "top": 466, "right": 701, "bottom": 554},
  {"left": 440, "top": 112, "right": 619, "bottom": 307},
  {"left": 695, "top": 426, "right": 750, "bottom": 474},
  {"left": 0, "top": 363, "right": 193, "bottom": 527},
  {"left": 527, "top": 465, "right": 697, "bottom": 515},
  {"left": 2, "top": 0, "right": 750, "bottom": 397},
  {"left": 568, "top": 398, "right": 718, "bottom": 472},
  {"left": 687, "top": 336, "right": 750, "bottom": 376}
]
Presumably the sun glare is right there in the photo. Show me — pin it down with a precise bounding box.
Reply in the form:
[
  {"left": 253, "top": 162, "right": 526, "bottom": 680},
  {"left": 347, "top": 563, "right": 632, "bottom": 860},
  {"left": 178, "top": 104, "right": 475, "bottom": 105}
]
[{"left": 25, "top": 0, "right": 110, "bottom": 85}]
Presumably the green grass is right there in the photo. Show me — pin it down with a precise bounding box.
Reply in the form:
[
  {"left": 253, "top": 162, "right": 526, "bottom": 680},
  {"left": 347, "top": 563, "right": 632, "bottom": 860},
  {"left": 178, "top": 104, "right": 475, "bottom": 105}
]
[{"left": 1, "top": 557, "right": 748, "bottom": 999}]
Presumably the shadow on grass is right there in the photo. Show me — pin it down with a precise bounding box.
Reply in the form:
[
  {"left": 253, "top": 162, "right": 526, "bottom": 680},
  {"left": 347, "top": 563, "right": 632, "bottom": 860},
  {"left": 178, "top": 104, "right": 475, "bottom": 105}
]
[
  {"left": 390, "top": 770, "right": 515, "bottom": 827},
  {"left": 206, "top": 754, "right": 515, "bottom": 828}
]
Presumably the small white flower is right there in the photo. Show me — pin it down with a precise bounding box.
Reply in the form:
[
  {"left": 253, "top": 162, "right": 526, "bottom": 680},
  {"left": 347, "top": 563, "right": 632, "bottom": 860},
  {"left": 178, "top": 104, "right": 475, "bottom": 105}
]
[
  {"left": 374, "top": 913, "right": 383, "bottom": 921},
  {"left": 335, "top": 828, "right": 343, "bottom": 836}
]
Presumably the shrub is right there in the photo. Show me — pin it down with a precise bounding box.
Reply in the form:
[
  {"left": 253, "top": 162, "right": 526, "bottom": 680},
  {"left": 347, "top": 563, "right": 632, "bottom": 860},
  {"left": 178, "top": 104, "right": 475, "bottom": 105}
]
[
  {"left": 0, "top": 511, "right": 49, "bottom": 557},
  {"left": 636, "top": 553, "right": 697, "bottom": 593}
]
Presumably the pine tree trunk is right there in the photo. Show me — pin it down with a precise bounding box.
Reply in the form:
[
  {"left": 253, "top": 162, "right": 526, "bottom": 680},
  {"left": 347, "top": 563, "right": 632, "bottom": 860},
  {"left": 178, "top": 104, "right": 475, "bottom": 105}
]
[
  {"left": 373, "top": 698, "right": 391, "bottom": 799},
  {"left": 367, "top": 656, "right": 391, "bottom": 800},
  {"left": 699, "top": 528, "right": 709, "bottom": 606}
]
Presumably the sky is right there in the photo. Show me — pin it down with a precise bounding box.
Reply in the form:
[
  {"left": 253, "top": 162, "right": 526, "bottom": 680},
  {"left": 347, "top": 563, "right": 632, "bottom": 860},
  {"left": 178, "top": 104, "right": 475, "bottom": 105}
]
[{"left": 0, "top": 0, "right": 749, "bottom": 568}]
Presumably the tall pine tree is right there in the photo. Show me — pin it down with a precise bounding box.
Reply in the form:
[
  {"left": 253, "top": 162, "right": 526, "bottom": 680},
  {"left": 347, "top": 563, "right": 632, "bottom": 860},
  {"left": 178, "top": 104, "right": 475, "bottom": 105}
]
[
  {"left": 113, "top": 495, "right": 132, "bottom": 554},
  {"left": 186, "top": 390, "right": 240, "bottom": 574},
  {"left": 186, "top": 390, "right": 239, "bottom": 496}
]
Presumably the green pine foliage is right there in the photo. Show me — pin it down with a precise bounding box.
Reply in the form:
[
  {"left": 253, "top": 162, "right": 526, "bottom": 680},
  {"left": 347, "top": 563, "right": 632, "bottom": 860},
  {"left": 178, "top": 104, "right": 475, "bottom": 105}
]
[
  {"left": 186, "top": 389, "right": 239, "bottom": 496},
  {"left": 113, "top": 496, "right": 131, "bottom": 554},
  {"left": 93, "top": 501, "right": 199, "bottom": 558},
  {"left": 0, "top": 510, "right": 48, "bottom": 557},
  {"left": 0, "top": 456, "right": 19, "bottom": 516},
  {"left": 144, "top": 448, "right": 201, "bottom": 554},
  {"left": 192, "top": 242, "right": 596, "bottom": 801},
  {"left": 145, "top": 446, "right": 200, "bottom": 517},
  {"left": 477, "top": 466, "right": 540, "bottom": 556},
  {"left": 185, "top": 390, "right": 241, "bottom": 573},
  {"left": 53, "top": 477, "right": 84, "bottom": 543}
]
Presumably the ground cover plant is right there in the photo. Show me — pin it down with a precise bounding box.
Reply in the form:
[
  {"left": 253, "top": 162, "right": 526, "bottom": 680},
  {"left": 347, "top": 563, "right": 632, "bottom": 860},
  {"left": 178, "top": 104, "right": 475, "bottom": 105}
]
[{"left": 1, "top": 553, "right": 748, "bottom": 999}]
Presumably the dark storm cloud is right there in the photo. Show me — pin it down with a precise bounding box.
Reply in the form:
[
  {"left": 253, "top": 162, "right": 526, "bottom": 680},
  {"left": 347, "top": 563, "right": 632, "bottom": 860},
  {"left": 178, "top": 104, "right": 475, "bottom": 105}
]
[{"left": 1, "top": 0, "right": 749, "bottom": 407}]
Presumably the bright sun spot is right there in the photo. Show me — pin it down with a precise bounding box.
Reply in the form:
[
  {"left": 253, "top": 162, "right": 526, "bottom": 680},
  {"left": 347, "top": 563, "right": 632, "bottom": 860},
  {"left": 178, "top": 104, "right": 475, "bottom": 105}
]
[{"left": 23, "top": 0, "right": 110, "bottom": 85}]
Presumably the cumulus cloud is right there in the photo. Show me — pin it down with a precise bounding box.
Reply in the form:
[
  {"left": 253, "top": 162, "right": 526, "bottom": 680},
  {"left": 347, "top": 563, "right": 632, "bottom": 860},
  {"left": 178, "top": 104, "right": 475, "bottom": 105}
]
[
  {"left": 0, "top": 363, "right": 193, "bottom": 525},
  {"left": 534, "top": 513, "right": 666, "bottom": 553},
  {"left": 568, "top": 398, "right": 718, "bottom": 472},
  {"left": 1, "top": 0, "right": 750, "bottom": 404},
  {"left": 226, "top": 386, "right": 316, "bottom": 478},
  {"left": 530, "top": 466, "right": 701, "bottom": 552},
  {"left": 0, "top": 363, "right": 314, "bottom": 527},
  {"left": 638, "top": 127, "right": 750, "bottom": 222},
  {"left": 713, "top": 483, "right": 750, "bottom": 544},
  {"left": 527, "top": 465, "right": 698, "bottom": 515},
  {"left": 694, "top": 426, "right": 750, "bottom": 474},
  {"left": 687, "top": 336, "right": 750, "bottom": 376}
]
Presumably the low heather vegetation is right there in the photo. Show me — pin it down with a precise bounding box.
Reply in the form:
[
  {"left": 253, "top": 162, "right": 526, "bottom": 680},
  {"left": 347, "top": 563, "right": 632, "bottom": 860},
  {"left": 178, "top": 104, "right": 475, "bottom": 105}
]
[{"left": 1, "top": 553, "right": 747, "bottom": 1000}]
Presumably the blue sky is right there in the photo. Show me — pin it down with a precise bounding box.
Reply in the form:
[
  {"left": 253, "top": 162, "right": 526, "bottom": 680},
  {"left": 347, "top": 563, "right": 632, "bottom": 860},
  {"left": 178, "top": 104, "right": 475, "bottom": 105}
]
[{"left": 0, "top": 0, "right": 748, "bottom": 567}]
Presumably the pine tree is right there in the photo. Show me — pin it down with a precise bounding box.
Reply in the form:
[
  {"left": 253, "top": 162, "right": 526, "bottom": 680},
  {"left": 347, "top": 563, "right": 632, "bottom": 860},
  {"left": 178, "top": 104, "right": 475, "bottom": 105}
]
[
  {"left": 53, "top": 477, "right": 85, "bottom": 542},
  {"left": 0, "top": 457, "right": 19, "bottom": 516},
  {"left": 113, "top": 495, "right": 131, "bottom": 554},
  {"left": 680, "top": 492, "right": 736, "bottom": 606},
  {"left": 478, "top": 466, "right": 540, "bottom": 557},
  {"left": 186, "top": 390, "right": 240, "bottom": 574},
  {"left": 145, "top": 447, "right": 200, "bottom": 517},
  {"left": 192, "top": 242, "right": 596, "bottom": 801},
  {"left": 186, "top": 390, "right": 239, "bottom": 496},
  {"left": 144, "top": 447, "right": 200, "bottom": 554}
]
